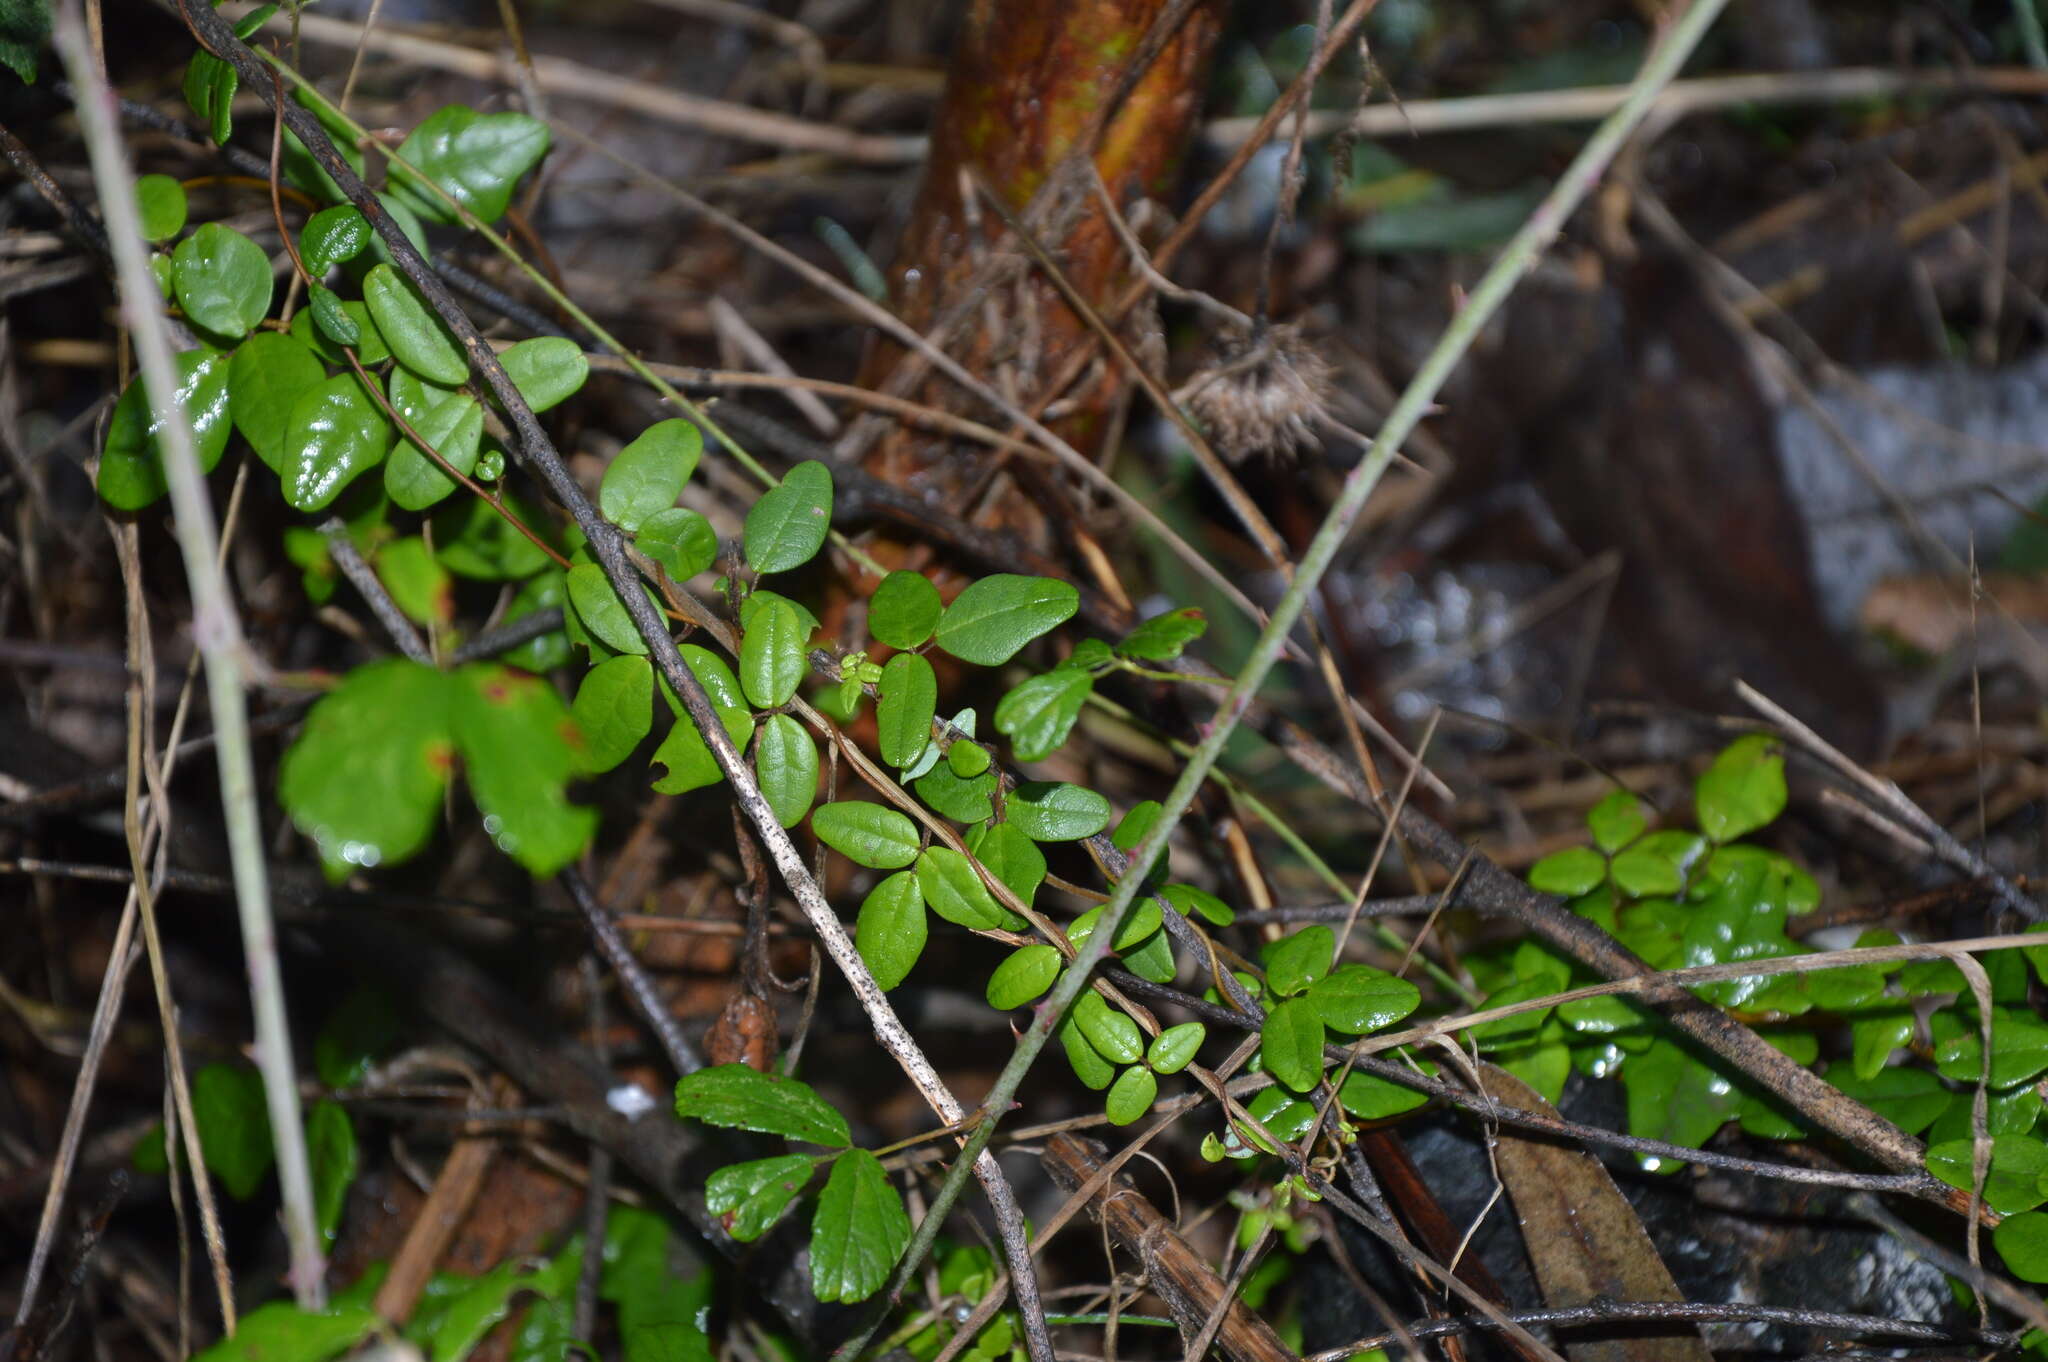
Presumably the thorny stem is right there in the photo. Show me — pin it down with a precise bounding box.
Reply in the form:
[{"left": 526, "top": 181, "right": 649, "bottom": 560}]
[
  {"left": 173, "top": 5, "right": 1050, "bottom": 1354},
  {"left": 59, "top": 2, "right": 325, "bottom": 1308}
]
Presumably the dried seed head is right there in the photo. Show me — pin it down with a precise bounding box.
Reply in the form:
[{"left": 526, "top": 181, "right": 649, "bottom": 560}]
[{"left": 1181, "top": 321, "right": 1333, "bottom": 463}]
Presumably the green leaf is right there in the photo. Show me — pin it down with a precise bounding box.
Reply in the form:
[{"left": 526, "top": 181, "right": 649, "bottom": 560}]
[
  {"left": 501, "top": 570, "right": 570, "bottom": 672},
  {"left": 184, "top": 50, "right": 236, "bottom": 146},
  {"left": 189, "top": 1298, "right": 378, "bottom": 1362},
  {"left": 813, "top": 800, "right": 920, "bottom": 870},
  {"left": 1528, "top": 845, "right": 1606, "bottom": 897},
  {"left": 193, "top": 1063, "right": 274, "bottom": 1200},
  {"left": 1263, "top": 926, "right": 1334, "bottom": 998},
  {"left": 744, "top": 460, "right": 833, "bottom": 573},
  {"left": 987, "top": 945, "right": 1061, "bottom": 1009},
  {"left": 1146, "top": 1021, "right": 1205, "bottom": 1074},
  {"left": 229, "top": 332, "right": 324, "bottom": 474},
  {"left": 964, "top": 820, "right": 1045, "bottom": 908},
  {"left": 1338, "top": 1064, "right": 1434, "bottom": 1121},
  {"left": 739, "top": 589, "right": 820, "bottom": 642},
  {"left": 136, "top": 174, "right": 187, "bottom": 242},
  {"left": 1827, "top": 1062, "right": 1949, "bottom": 1135},
  {"left": 602, "top": 419, "right": 700, "bottom": 531},
  {"left": 567, "top": 562, "right": 650, "bottom": 655},
  {"left": 1234, "top": 1086, "right": 1317, "bottom": 1154},
  {"left": 1622, "top": 1037, "right": 1744, "bottom": 1171},
  {"left": 1160, "top": 882, "right": 1234, "bottom": 926},
  {"left": 281, "top": 659, "right": 456, "bottom": 880},
  {"left": 1068, "top": 900, "right": 1161, "bottom": 953},
  {"left": 310, "top": 286, "right": 362, "bottom": 351},
  {"left": 501, "top": 337, "right": 587, "bottom": 413},
  {"left": 1073, "top": 992, "right": 1144, "bottom": 1065},
  {"left": 916, "top": 845, "right": 1019, "bottom": 930},
  {"left": 934, "top": 574, "right": 1079, "bottom": 665},
  {"left": 384, "top": 368, "right": 484, "bottom": 510},
  {"left": 292, "top": 295, "right": 390, "bottom": 365},
  {"left": 1925, "top": 1135, "right": 2048, "bottom": 1213},
  {"left": 172, "top": 222, "right": 271, "bottom": 339},
  {"left": 1260, "top": 997, "right": 1327, "bottom": 1094},
  {"left": 1695, "top": 734, "right": 1787, "bottom": 843},
  {"left": 433, "top": 490, "right": 553, "bottom": 581},
  {"left": 1996, "top": 1209, "right": 2048, "bottom": 1283},
  {"left": 752, "top": 714, "right": 818, "bottom": 828},
  {"left": 1309, "top": 965, "right": 1420, "bottom": 1035},
  {"left": 284, "top": 371, "right": 393, "bottom": 512},
  {"left": 810, "top": 1149, "right": 910, "bottom": 1303},
  {"left": 365, "top": 263, "right": 468, "bottom": 385},
  {"left": 0, "top": 0, "right": 51, "bottom": 85},
  {"left": 1609, "top": 829, "right": 1706, "bottom": 899},
  {"left": 675, "top": 1063, "right": 850, "bottom": 1146},
  {"left": 914, "top": 762, "right": 998, "bottom": 823},
  {"left": 706, "top": 1155, "right": 817, "bottom": 1243},
  {"left": 1935, "top": 1007, "right": 2048, "bottom": 1089},
  {"left": 740, "top": 599, "right": 805, "bottom": 709},
  {"left": 1116, "top": 606, "right": 1205, "bottom": 661},
  {"left": 650, "top": 648, "right": 753, "bottom": 794},
  {"left": 869, "top": 570, "right": 942, "bottom": 650},
  {"left": 98, "top": 350, "right": 232, "bottom": 510},
  {"left": 453, "top": 664, "right": 597, "bottom": 876},
  {"left": 1060, "top": 1013, "right": 1117, "bottom": 1090},
  {"left": 1929, "top": 1084, "right": 2044, "bottom": 1145},
  {"left": 876, "top": 652, "right": 937, "bottom": 769},
  {"left": 307, "top": 1099, "right": 357, "bottom": 1246},
  {"left": 994, "top": 668, "right": 1093, "bottom": 762},
  {"left": 1114, "top": 801, "right": 1161, "bottom": 854},
  {"left": 375, "top": 536, "right": 453, "bottom": 625},
  {"left": 1105, "top": 1065, "right": 1158, "bottom": 1126},
  {"left": 1006, "top": 781, "right": 1110, "bottom": 841},
  {"left": 1586, "top": 789, "right": 1648, "bottom": 853},
  {"left": 948, "top": 740, "right": 990, "bottom": 777},
  {"left": 393, "top": 105, "right": 551, "bottom": 225},
  {"left": 855, "top": 870, "right": 925, "bottom": 990},
  {"left": 301, "top": 205, "right": 370, "bottom": 275},
  {"left": 637, "top": 507, "right": 718, "bottom": 581},
  {"left": 1120, "top": 923, "right": 1177, "bottom": 983},
  {"left": 315, "top": 987, "right": 401, "bottom": 1091},
  {"left": 572, "top": 655, "right": 654, "bottom": 774}
]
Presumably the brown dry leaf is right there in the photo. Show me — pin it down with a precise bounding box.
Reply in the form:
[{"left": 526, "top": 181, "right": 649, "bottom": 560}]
[
  {"left": 705, "top": 989, "right": 778, "bottom": 1071},
  {"left": 1479, "top": 1062, "right": 1711, "bottom": 1362}
]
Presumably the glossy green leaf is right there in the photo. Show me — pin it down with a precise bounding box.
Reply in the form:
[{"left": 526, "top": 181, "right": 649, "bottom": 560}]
[
  {"left": 384, "top": 369, "right": 484, "bottom": 510},
  {"left": 1695, "top": 734, "right": 1787, "bottom": 843},
  {"left": 1621, "top": 1037, "right": 1743, "bottom": 1171},
  {"left": 876, "top": 652, "right": 937, "bottom": 769},
  {"left": 739, "top": 589, "right": 820, "bottom": 641},
  {"left": 675, "top": 1063, "right": 849, "bottom": 1146},
  {"left": 1113, "top": 801, "right": 1161, "bottom": 854},
  {"left": 916, "top": 845, "right": 1019, "bottom": 930},
  {"left": 1116, "top": 606, "right": 1205, "bottom": 661},
  {"left": 312, "top": 283, "right": 362, "bottom": 348},
  {"left": 964, "top": 820, "right": 1045, "bottom": 909},
  {"left": 307, "top": 1099, "right": 356, "bottom": 1246},
  {"left": 572, "top": 655, "right": 654, "bottom": 774},
  {"left": 1006, "top": 781, "right": 1110, "bottom": 841},
  {"left": 947, "top": 739, "right": 990, "bottom": 777},
  {"left": 1609, "top": 829, "right": 1706, "bottom": 899},
  {"left": 1146, "top": 1021, "right": 1205, "bottom": 1074},
  {"left": 1074, "top": 992, "right": 1144, "bottom": 1065},
  {"left": 501, "top": 337, "right": 587, "bottom": 413},
  {"left": 1235, "top": 1086, "right": 1317, "bottom": 1154},
  {"left": 1338, "top": 1064, "right": 1433, "bottom": 1121},
  {"left": 566, "top": 562, "right": 649, "bottom": 655},
  {"left": 1469, "top": 977, "right": 1557, "bottom": 1046},
  {"left": 706, "top": 1154, "right": 817, "bottom": 1243},
  {"left": 1119, "top": 922, "right": 1177, "bottom": 983},
  {"left": 184, "top": 50, "right": 236, "bottom": 146},
  {"left": 1263, "top": 925, "right": 1334, "bottom": 998},
  {"left": 189, "top": 1298, "right": 378, "bottom": 1362},
  {"left": 934, "top": 574, "right": 1079, "bottom": 665},
  {"left": 172, "top": 223, "right": 271, "bottom": 339},
  {"left": 284, "top": 371, "right": 393, "bottom": 511},
  {"left": 650, "top": 647, "right": 753, "bottom": 794},
  {"left": 813, "top": 800, "right": 919, "bottom": 870},
  {"left": 301, "top": 205, "right": 370, "bottom": 275},
  {"left": 869, "top": 570, "right": 942, "bottom": 649},
  {"left": 1995, "top": 1209, "right": 2048, "bottom": 1282},
  {"left": 994, "top": 667, "right": 1093, "bottom": 763},
  {"left": 1060, "top": 1013, "right": 1117, "bottom": 1090},
  {"left": 280, "top": 659, "right": 456, "bottom": 880},
  {"left": 229, "top": 332, "right": 324, "bottom": 474},
  {"left": 393, "top": 105, "right": 551, "bottom": 225},
  {"left": 500, "top": 570, "right": 570, "bottom": 672},
  {"left": 914, "top": 762, "right": 998, "bottom": 823},
  {"left": 987, "top": 945, "right": 1061, "bottom": 1009},
  {"left": 1104, "top": 1065, "right": 1157, "bottom": 1126},
  {"left": 637, "top": 507, "right": 718, "bottom": 581},
  {"left": 855, "top": 870, "right": 925, "bottom": 991},
  {"left": 1309, "top": 965, "right": 1420, "bottom": 1035},
  {"left": 366, "top": 263, "right": 468, "bottom": 385},
  {"left": 1068, "top": 899, "right": 1161, "bottom": 953},
  {"left": 1260, "top": 996, "right": 1327, "bottom": 1094},
  {"left": 315, "top": 987, "right": 401, "bottom": 1090},
  {"left": 810, "top": 1149, "right": 910, "bottom": 1303},
  {"left": 1934, "top": 1007, "right": 2048, "bottom": 1089},
  {"left": 1161, "top": 882, "right": 1234, "bottom": 926},
  {"left": 1528, "top": 845, "right": 1605, "bottom": 897},
  {"left": 1925, "top": 1135, "right": 2048, "bottom": 1213},
  {"left": 98, "top": 350, "right": 232, "bottom": 510},
  {"left": 744, "top": 460, "right": 833, "bottom": 573},
  {"left": 136, "top": 174, "right": 187, "bottom": 242},
  {"left": 1586, "top": 789, "right": 1648, "bottom": 853},
  {"left": 291, "top": 295, "right": 390, "bottom": 365},
  {"left": 602, "top": 419, "right": 700, "bottom": 531},
  {"left": 752, "top": 714, "right": 817, "bottom": 828},
  {"left": 375, "top": 536, "right": 453, "bottom": 625},
  {"left": 740, "top": 599, "right": 805, "bottom": 709},
  {"left": 433, "top": 490, "right": 553, "bottom": 581},
  {"left": 453, "top": 664, "right": 596, "bottom": 876},
  {"left": 1928, "top": 1084, "right": 2043, "bottom": 1145},
  {"left": 194, "top": 1063, "right": 273, "bottom": 1200}
]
